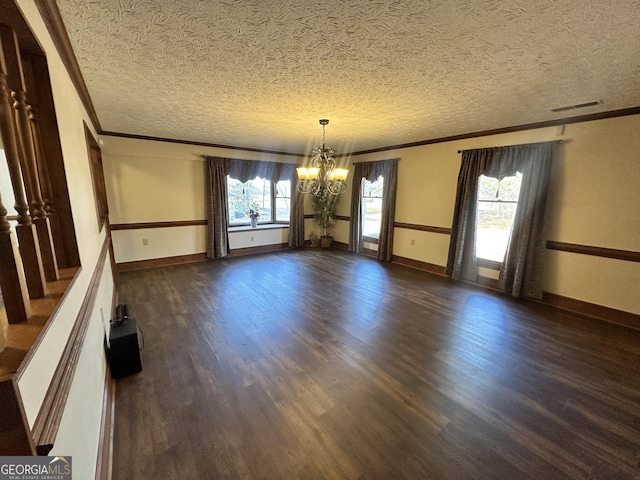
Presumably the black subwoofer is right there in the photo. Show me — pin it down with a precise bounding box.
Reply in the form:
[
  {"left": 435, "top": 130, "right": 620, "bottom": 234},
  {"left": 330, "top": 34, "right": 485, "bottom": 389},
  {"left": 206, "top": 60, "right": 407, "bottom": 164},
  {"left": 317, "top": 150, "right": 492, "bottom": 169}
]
[{"left": 108, "top": 304, "right": 142, "bottom": 379}]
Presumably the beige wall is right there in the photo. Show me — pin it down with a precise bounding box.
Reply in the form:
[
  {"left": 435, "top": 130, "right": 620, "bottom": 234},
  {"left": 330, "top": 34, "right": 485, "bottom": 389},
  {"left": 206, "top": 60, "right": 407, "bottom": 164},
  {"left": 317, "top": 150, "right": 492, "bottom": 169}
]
[
  {"left": 356, "top": 117, "right": 640, "bottom": 315},
  {"left": 15, "top": 1, "right": 116, "bottom": 478},
  {"left": 101, "top": 112, "right": 640, "bottom": 318},
  {"left": 101, "top": 135, "right": 300, "bottom": 261}
]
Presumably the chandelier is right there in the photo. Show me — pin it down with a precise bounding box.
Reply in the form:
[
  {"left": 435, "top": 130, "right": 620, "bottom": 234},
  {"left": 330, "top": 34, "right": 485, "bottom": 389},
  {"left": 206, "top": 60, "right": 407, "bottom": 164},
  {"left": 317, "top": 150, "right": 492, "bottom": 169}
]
[{"left": 297, "top": 119, "right": 349, "bottom": 197}]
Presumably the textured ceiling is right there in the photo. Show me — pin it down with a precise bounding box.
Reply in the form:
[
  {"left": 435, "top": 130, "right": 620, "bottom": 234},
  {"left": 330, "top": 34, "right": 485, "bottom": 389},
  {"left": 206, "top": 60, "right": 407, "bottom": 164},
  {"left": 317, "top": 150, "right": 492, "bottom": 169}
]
[{"left": 57, "top": 0, "right": 640, "bottom": 155}]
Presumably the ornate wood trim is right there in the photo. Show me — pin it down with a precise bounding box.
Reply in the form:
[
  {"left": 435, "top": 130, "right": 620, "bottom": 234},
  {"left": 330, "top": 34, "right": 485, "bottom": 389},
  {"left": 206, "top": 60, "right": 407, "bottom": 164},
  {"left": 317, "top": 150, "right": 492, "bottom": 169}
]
[
  {"left": 304, "top": 214, "right": 349, "bottom": 222},
  {"left": 542, "top": 292, "right": 640, "bottom": 331},
  {"left": 33, "top": 0, "right": 101, "bottom": 131},
  {"left": 391, "top": 255, "right": 446, "bottom": 275},
  {"left": 30, "top": 236, "right": 110, "bottom": 454},
  {"left": 100, "top": 131, "right": 306, "bottom": 158},
  {"left": 394, "top": 222, "right": 452, "bottom": 235},
  {"left": 546, "top": 241, "right": 640, "bottom": 263},
  {"left": 117, "top": 253, "right": 207, "bottom": 272},
  {"left": 110, "top": 220, "right": 207, "bottom": 231},
  {"left": 331, "top": 241, "right": 349, "bottom": 251},
  {"left": 95, "top": 366, "right": 115, "bottom": 480},
  {"left": 351, "top": 106, "right": 640, "bottom": 155},
  {"left": 0, "top": 378, "right": 36, "bottom": 455},
  {"left": 110, "top": 220, "right": 294, "bottom": 232}
]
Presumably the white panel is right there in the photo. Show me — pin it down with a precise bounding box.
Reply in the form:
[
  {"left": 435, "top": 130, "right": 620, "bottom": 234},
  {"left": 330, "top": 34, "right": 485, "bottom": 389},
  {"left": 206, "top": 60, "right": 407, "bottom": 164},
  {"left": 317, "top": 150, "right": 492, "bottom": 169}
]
[
  {"left": 229, "top": 227, "right": 289, "bottom": 249},
  {"left": 112, "top": 225, "right": 206, "bottom": 263}
]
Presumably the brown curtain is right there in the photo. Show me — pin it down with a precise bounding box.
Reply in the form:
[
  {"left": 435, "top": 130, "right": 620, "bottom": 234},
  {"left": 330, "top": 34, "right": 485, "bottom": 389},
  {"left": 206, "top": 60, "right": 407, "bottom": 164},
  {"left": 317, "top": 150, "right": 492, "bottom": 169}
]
[
  {"left": 377, "top": 158, "right": 398, "bottom": 261},
  {"left": 288, "top": 174, "right": 305, "bottom": 247},
  {"left": 348, "top": 158, "right": 399, "bottom": 261},
  {"left": 445, "top": 142, "right": 555, "bottom": 298},
  {"left": 204, "top": 156, "right": 231, "bottom": 259},
  {"left": 498, "top": 143, "right": 553, "bottom": 298},
  {"left": 445, "top": 149, "right": 491, "bottom": 281},
  {"left": 348, "top": 163, "right": 366, "bottom": 253}
]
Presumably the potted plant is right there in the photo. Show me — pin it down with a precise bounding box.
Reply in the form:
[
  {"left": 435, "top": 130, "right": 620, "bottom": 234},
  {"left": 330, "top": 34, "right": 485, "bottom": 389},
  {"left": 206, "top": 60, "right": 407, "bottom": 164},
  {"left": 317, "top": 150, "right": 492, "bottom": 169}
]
[
  {"left": 246, "top": 203, "right": 260, "bottom": 228},
  {"left": 312, "top": 189, "right": 338, "bottom": 248}
]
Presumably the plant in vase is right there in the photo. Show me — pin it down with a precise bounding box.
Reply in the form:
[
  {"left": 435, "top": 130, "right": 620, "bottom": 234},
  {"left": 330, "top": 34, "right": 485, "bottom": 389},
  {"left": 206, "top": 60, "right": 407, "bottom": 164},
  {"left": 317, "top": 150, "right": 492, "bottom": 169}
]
[
  {"left": 246, "top": 203, "right": 260, "bottom": 227},
  {"left": 312, "top": 188, "right": 339, "bottom": 248}
]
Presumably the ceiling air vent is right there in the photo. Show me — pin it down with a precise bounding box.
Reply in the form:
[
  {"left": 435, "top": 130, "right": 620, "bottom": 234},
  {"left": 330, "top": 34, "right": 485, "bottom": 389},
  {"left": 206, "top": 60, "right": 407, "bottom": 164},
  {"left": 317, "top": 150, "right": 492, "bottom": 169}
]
[{"left": 551, "top": 100, "right": 600, "bottom": 113}]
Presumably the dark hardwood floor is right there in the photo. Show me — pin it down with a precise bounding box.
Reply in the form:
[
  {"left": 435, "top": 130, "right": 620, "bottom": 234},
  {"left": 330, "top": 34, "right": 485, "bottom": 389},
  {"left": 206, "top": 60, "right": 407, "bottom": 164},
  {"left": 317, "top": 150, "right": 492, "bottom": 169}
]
[{"left": 112, "top": 250, "right": 640, "bottom": 479}]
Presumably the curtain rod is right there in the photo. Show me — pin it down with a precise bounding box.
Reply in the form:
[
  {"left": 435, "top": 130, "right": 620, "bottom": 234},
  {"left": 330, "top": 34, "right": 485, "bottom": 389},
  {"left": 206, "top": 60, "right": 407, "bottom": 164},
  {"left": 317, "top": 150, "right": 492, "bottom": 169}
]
[{"left": 457, "top": 139, "right": 563, "bottom": 154}]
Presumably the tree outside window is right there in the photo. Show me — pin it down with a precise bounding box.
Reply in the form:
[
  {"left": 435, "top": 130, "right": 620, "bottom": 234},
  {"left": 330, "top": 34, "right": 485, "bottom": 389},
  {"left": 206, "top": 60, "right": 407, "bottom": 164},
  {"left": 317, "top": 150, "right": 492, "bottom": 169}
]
[
  {"left": 362, "top": 176, "right": 384, "bottom": 242},
  {"left": 227, "top": 176, "right": 290, "bottom": 226},
  {"left": 476, "top": 173, "right": 522, "bottom": 262},
  {"left": 275, "top": 180, "right": 291, "bottom": 222}
]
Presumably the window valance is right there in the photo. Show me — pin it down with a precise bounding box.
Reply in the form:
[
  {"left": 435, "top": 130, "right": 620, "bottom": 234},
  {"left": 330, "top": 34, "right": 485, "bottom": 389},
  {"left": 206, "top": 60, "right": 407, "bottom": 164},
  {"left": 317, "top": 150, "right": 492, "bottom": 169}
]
[
  {"left": 354, "top": 158, "right": 400, "bottom": 182},
  {"left": 202, "top": 156, "right": 297, "bottom": 183},
  {"left": 459, "top": 141, "right": 556, "bottom": 181}
]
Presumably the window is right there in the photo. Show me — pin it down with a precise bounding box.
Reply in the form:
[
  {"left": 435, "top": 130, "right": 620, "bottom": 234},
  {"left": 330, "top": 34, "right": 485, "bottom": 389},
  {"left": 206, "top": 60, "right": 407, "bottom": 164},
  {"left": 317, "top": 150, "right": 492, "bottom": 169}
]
[
  {"left": 227, "top": 176, "right": 290, "bottom": 226},
  {"left": 476, "top": 173, "right": 522, "bottom": 263},
  {"left": 275, "top": 180, "right": 291, "bottom": 222},
  {"left": 362, "top": 175, "right": 384, "bottom": 242}
]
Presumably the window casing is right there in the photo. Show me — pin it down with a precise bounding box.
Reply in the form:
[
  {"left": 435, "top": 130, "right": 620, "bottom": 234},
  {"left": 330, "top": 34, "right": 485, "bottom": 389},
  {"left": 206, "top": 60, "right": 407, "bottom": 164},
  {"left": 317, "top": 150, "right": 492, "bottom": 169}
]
[
  {"left": 227, "top": 176, "right": 290, "bottom": 226},
  {"left": 362, "top": 176, "right": 384, "bottom": 243},
  {"left": 476, "top": 173, "right": 522, "bottom": 264},
  {"left": 274, "top": 179, "right": 291, "bottom": 222}
]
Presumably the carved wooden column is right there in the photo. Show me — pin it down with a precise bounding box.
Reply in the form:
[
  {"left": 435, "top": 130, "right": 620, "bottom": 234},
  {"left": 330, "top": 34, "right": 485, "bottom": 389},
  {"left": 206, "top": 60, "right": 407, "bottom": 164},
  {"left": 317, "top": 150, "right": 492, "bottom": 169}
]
[
  {"left": 21, "top": 55, "right": 61, "bottom": 279},
  {"left": 0, "top": 26, "right": 46, "bottom": 299},
  {"left": 0, "top": 188, "right": 30, "bottom": 323},
  {"left": 0, "top": 26, "right": 57, "bottom": 285}
]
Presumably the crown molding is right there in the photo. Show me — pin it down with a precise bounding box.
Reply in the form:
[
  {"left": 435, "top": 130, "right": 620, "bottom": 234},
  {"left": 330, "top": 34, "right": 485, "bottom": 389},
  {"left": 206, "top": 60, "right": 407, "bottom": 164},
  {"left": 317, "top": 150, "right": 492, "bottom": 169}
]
[
  {"left": 351, "top": 106, "right": 640, "bottom": 156},
  {"left": 100, "top": 131, "right": 307, "bottom": 158}
]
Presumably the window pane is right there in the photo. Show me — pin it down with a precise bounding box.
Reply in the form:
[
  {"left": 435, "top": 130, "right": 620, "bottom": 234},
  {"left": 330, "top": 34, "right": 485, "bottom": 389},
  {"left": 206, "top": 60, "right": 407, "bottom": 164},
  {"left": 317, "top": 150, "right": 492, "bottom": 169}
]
[
  {"left": 363, "top": 175, "right": 384, "bottom": 197},
  {"left": 227, "top": 176, "right": 272, "bottom": 225},
  {"left": 363, "top": 197, "right": 383, "bottom": 238},
  {"left": 275, "top": 180, "right": 291, "bottom": 222},
  {"left": 363, "top": 176, "right": 384, "bottom": 239},
  {"left": 476, "top": 173, "right": 522, "bottom": 262}
]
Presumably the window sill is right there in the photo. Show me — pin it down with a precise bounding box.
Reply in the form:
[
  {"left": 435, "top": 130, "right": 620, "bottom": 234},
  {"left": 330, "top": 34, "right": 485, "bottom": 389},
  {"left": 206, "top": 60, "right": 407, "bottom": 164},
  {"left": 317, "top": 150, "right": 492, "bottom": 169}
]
[
  {"left": 477, "top": 258, "right": 502, "bottom": 270},
  {"left": 363, "top": 235, "right": 379, "bottom": 245},
  {"left": 229, "top": 224, "right": 289, "bottom": 233}
]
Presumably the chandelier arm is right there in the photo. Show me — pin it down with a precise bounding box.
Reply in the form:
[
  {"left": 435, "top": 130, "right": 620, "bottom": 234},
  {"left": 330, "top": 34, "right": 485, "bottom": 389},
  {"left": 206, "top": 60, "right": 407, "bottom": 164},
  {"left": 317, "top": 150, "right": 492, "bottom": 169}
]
[{"left": 326, "top": 180, "right": 348, "bottom": 196}]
